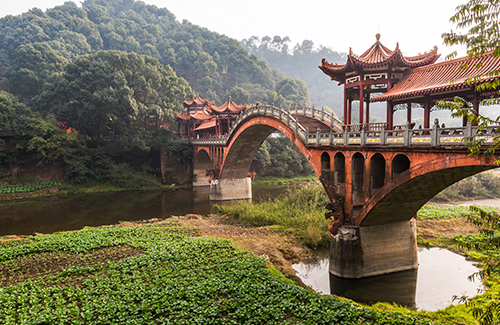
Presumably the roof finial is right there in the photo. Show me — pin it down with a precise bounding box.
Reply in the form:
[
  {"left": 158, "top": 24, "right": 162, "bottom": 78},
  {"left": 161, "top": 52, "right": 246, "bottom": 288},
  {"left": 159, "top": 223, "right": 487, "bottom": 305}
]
[
  {"left": 376, "top": 33, "right": 381, "bottom": 42},
  {"left": 228, "top": 96, "right": 231, "bottom": 101}
]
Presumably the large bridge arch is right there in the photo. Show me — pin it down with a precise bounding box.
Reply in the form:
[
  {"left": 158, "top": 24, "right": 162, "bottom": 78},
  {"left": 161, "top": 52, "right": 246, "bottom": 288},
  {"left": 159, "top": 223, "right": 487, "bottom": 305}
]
[
  {"left": 357, "top": 155, "right": 499, "bottom": 226},
  {"left": 220, "top": 115, "right": 321, "bottom": 180}
]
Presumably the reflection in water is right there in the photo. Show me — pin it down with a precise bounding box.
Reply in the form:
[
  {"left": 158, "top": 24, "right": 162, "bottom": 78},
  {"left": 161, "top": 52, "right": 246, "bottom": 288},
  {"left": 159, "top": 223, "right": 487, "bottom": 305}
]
[
  {"left": 293, "top": 247, "right": 483, "bottom": 311},
  {"left": 330, "top": 269, "right": 417, "bottom": 308},
  {"left": 0, "top": 186, "right": 288, "bottom": 237}
]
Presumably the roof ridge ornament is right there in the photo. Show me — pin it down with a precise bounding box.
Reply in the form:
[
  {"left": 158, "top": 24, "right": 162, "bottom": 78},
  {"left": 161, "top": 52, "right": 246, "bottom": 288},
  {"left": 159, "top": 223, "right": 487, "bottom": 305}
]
[{"left": 376, "top": 33, "right": 381, "bottom": 42}]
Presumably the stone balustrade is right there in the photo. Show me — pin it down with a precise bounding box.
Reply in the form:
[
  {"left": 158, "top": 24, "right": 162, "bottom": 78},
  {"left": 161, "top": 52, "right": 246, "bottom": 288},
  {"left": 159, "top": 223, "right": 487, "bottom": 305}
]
[{"left": 190, "top": 104, "right": 499, "bottom": 148}]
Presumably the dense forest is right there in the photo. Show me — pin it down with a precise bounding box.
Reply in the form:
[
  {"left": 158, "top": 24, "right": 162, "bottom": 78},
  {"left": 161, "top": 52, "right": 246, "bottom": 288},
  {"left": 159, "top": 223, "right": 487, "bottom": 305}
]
[{"left": 0, "top": 0, "right": 317, "bottom": 185}]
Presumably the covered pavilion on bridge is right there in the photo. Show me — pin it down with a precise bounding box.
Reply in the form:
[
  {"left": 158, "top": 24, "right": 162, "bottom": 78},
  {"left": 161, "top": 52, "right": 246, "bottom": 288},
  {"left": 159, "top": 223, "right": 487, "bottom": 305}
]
[
  {"left": 176, "top": 95, "right": 248, "bottom": 139},
  {"left": 319, "top": 34, "right": 500, "bottom": 130}
]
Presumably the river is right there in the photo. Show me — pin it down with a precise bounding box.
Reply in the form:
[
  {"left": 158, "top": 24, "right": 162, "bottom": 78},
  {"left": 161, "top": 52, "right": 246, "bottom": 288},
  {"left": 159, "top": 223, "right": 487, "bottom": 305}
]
[{"left": 0, "top": 187, "right": 490, "bottom": 311}]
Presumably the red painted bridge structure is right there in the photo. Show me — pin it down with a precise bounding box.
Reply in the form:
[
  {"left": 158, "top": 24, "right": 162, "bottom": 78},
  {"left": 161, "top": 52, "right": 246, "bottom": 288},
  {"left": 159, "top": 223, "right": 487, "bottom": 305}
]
[
  {"left": 186, "top": 35, "right": 500, "bottom": 278},
  {"left": 190, "top": 104, "right": 499, "bottom": 278}
]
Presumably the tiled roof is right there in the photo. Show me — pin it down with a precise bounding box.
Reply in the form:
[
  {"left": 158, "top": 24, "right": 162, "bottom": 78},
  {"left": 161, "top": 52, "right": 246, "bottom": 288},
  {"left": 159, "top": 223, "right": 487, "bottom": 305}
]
[
  {"left": 193, "top": 120, "right": 216, "bottom": 131},
  {"left": 371, "top": 51, "right": 500, "bottom": 102},
  {"left": 208, "top": 96, "right": 248, "bottom": 114},
  {"left": 182, "top": 94, "right": 214, "bottom": 108},
  {"left": 319, "top": 34, "right": 440, "bottom": 82},
  {"left": 176, "top": 113, "right": 191, "bottom": 120},
  {"left": 190, "top": 111, "right": 214, "bottom": 121},
  {"left": 176, "top": 111, "right": 214, "bottom": 121}
]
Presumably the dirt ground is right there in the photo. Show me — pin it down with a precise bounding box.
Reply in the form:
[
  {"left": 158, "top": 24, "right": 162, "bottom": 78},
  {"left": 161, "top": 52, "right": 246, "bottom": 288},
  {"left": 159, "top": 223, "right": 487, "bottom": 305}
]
[{"left": 416, "top": 217, "right": 479, "bottom": 240}]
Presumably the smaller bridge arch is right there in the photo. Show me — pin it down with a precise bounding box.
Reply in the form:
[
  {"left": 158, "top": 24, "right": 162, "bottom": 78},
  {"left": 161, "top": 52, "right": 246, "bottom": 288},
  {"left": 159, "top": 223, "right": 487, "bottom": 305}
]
[
  {"left": 392, "top": 154, "right": 411, "bottom": 178},
  {"left": 370, "top": 153, "right": 386, "bottom": 196},
  {"left": 192, "top": 149, "right": 212, "bottom": 186}
]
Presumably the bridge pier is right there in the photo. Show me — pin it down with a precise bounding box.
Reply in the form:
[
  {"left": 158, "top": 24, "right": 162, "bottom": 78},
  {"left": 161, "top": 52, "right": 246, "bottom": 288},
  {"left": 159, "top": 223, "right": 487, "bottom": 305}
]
[
  {"left": 193, "top": 168, "right": 210, "bottom": 187},
  {"left": 210, "top": 178, "right": 252, "bottom": 201},
  {"left": 330, "top": 220, "right": 417, "bottom": 278}
]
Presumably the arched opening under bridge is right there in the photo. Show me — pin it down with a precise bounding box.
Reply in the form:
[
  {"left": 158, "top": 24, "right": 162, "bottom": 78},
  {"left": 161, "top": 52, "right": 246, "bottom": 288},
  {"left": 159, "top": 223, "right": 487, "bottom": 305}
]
[
  {"left": 193, "top": 149, "right": 212, "bottom": 187},
  {"left": 210, "top": 116, "right": 320, "bottom": 201}
]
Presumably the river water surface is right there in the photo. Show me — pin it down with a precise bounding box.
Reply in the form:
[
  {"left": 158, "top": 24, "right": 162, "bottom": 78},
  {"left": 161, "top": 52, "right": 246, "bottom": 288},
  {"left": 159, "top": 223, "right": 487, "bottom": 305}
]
[{"left": 0, "top": 187, "right": 490, "bottom": 311}]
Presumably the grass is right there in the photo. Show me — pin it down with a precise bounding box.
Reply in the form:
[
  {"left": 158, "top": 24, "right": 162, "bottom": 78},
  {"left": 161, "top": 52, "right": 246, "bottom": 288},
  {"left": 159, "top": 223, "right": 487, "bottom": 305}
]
[
  {"left": 0, "top": 222, "right": 439, "bottom": 325},
  {"left": 417, "top": 205, "right": 499, "bottom": 220},
  {"left": 252, "top": 174, "right": 317, "bottom": 186},
  {"left": 213, "top": 182, "right": 331, "bottom": 248}
]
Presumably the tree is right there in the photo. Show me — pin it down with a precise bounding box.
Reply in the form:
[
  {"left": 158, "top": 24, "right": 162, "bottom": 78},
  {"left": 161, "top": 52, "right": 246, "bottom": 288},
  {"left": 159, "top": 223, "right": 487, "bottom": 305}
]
[
  {"left": 32, "top": 51, "right": 193, "bottom": 150},
  {"left": 5, "top": 42, "right": 68, "bottom": 98},
  {"left": 0, "top": 91, "right": 32, "bottom": 166},
  {"left": 441, "top": 2, "right": 500, "bottom": 324},
  {"left": 441, "top": 0, "right": 500, "bottom": 154}
]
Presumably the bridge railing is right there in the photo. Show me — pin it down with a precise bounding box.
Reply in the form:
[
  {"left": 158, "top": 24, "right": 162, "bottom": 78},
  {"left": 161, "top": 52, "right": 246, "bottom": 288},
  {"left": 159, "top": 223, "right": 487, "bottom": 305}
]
[
  {"left": 288, "top": 105, "right": 343, "bottom": 133},
  {"left": 190, "top": 103, "right": 307, "bottom": 146},
  {"left": 305, "top": 119, "right": 499, "bottom": 147},
  {"left": 191, "top": 107, "right": 499, "bottom": 148}
]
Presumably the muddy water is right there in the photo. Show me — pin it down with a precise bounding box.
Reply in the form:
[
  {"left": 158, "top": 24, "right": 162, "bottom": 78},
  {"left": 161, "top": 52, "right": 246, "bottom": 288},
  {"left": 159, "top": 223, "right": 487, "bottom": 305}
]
[
  {"left": 293, "top": 248, "right": 483, "bottom": 311},
  {"left": 0, "top": 186, "right": 288, "bottom": 237}
]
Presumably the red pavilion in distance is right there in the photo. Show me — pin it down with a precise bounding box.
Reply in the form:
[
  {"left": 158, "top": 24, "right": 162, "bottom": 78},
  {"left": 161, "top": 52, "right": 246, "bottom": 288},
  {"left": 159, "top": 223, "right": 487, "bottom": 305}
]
[
  {"left": 319, "top": 34, "right": 440, "bottom": 130},
  {"left": 177, "top": 95, "right": 248, "bottom": 139}
]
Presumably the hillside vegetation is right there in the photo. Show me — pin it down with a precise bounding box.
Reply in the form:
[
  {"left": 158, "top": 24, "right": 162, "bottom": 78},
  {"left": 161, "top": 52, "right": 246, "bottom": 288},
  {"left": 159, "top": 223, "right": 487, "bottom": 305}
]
[{"left": 0, "top": 0, "right": 314, "bottom": 186}]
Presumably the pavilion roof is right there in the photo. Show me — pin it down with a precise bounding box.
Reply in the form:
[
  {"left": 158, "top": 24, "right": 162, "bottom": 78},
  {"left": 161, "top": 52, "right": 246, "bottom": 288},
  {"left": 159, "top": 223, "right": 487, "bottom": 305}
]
[
  {"left": 182, "top": 94, "right": 214, "bottom": 108},
  {"left": 371, "top": 51, "right": 500, "bottom": 102},
  {"left": 208, "top": 96, "right": 248, "bottom": 114},
  {"left": 176, "top": 111, "right": 214, "bottom": 121},
  {"left": 319, "top": 34, "right": 440, "bottom": 83},
  {"left": 193, "top": 120, "right": 216, "bottom": 131}
]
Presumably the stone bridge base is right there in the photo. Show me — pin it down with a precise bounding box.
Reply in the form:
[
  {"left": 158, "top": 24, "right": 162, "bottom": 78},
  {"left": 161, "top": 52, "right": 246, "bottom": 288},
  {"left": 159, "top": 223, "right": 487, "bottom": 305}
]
[
  {"left": 210, "top": 178, "right": 252, "bottom": 201},
  {"left": 330, "top": 220, "right": 417, "bottom": 278},
  {"left": 193, "top": 168, "right": 210, "bottom": 187}
]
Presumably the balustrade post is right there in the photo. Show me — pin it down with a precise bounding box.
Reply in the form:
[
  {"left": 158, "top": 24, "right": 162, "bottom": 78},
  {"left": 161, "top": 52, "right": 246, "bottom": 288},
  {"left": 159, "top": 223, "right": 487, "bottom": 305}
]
[
  {"left": 287, "top": 113, "right": 290, "bottom": 127},
  {"left": 465, "top": 121, "right": 472, "bottom": 138},
  {"left": 305, "top": 127, "right": 309, "bottom": 145},
  {"left": 360, "top": 124, "right": 366, "bottom": 145},
  {"left": 295, "top": 119, "right": 299, "bottom": 138},
  {"left": 329, "top": 128, "right": 333, "bottom": 146},
  {"left": 316, "top": 127, "right": 321, "bottom": 146},
  {"left": 279, "top": 106, "right": 282, "bottom": 121},
  {"left": 321, "top": 107, "right": 325, "bottom": 121},
  {"left": 431, "top": 118, "right": 439, "bottom": 146},
  {"left": 404, "top": 121, "right": 410, "bottom": 146},
  {"left": 344, "top": 125, "right": 348, "bottom": 145},
  {"left": 381, "top": 124, "right": 386, "bottom": 145}
]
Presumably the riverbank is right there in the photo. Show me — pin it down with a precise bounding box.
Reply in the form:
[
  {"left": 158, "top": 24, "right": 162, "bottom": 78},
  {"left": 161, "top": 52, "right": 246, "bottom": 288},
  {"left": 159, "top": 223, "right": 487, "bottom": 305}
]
[{"left": 0, "top": 218, "right": 437, "bottom": 325}]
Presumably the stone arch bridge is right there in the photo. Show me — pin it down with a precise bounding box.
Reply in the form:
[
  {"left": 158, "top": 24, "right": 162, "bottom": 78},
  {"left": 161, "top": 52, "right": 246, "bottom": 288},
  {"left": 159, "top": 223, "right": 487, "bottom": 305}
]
[{"left": 190, "top": 103, "right": 499, "bottom": 278}]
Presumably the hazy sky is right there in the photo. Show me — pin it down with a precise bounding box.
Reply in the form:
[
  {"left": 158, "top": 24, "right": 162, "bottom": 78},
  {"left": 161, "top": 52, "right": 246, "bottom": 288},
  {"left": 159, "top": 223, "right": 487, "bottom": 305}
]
[{"left": 0, "top": 0, "right": 468, "bottom": 58}]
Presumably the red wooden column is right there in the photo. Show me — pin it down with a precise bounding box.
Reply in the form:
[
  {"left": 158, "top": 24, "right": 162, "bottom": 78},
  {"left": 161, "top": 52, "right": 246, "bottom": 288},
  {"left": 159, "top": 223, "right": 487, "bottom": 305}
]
[
  {"left": 473, "top": 90, "right": 479, "bottom": 119},
  {"left": 359, "top": 82, "right": 364, "bottom": 124},
  {"left": 348, "top": 96, "right": 352, "bottom": 125},
  {"left": 387, "top": 101, "right": 394, "bottom": 130},
  {"left": 343, "top": 88, "right": 348, "bottom": 125},
  {"left": 366, "top": 93, "right": 370, "bottom": 125},
  {"left": 386, "top": 76, "right": 393, "bottom": 130},
  {"left": 407, "top": 101, "right": 412, "bottom": 124},
  {"left": 424, "top": 96, "right": 430, "bottom": 128}
]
